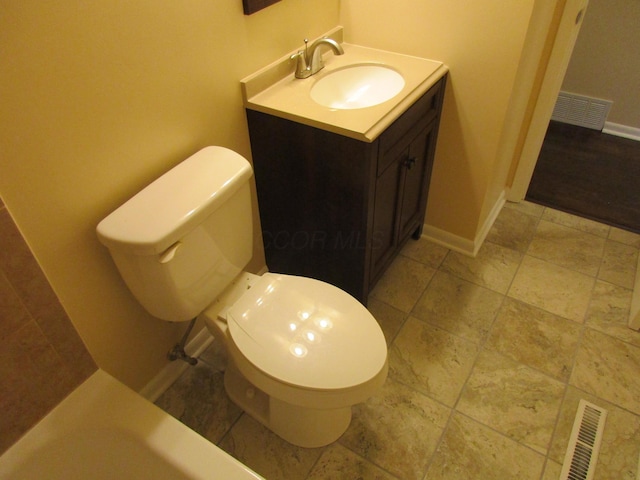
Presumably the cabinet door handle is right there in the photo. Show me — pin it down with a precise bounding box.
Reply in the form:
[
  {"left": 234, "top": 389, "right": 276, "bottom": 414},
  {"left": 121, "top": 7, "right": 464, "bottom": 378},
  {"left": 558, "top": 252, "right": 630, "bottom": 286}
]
[{"left": 404, "top": 157, "right": 416, "bottom": 170}]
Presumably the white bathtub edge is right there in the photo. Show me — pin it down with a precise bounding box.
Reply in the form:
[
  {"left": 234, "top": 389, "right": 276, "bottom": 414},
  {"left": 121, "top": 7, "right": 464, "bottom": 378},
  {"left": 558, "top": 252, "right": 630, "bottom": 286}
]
[{"left": 0, "top": 369, "right": 263, "bottom": 480}]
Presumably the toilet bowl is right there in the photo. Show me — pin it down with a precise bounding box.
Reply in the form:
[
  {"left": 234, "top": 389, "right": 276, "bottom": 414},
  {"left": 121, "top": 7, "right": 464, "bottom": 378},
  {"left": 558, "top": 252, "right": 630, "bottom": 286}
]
[
  {"left": 202, "top": 271, "right": 388, "bottom": 447},
  {"left": 96, "top": 146, "right": 388, "bottom": 447}
]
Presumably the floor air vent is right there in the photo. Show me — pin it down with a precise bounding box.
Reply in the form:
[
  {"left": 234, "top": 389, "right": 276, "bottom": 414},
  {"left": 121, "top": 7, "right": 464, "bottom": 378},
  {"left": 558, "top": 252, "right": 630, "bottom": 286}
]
[
  {"left": 560, "top": 399, "right": 608, "bottom": 480},
  {"left": 552, "top": 91, "right": 612, "bottom": 131}
]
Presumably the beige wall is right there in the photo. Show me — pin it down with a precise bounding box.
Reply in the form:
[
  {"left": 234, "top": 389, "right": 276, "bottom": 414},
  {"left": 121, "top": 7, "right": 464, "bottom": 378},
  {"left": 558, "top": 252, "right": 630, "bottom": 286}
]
[
  {"left": 340, "top": 0, "right": 536, "bottom": 240},
  {"left": 0, "top": 0, "right": 563, "bottom": 394},
  {"left": 561, "top": 0, "right": 640, "bottom": 128},
  {"left": 0, "top": 0, "right": 339, "bottom": 390}
]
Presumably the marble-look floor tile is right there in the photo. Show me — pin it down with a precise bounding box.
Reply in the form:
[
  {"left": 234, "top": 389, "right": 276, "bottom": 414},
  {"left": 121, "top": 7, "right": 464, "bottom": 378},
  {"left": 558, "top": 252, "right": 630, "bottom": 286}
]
[
  {"left": 367, "top": 297, "right": 407, "bottom": 346},
  {"left": 424, "top": 412, "right": 545, "bottom": 480},
  {"left": 527, "top": 220, "right": 606, "bottom": 276},
  {"left": 440, "top": 242, "right": 522, "bottom": 294},
  {"left": 609, "top": 227, "right": 640, "bottom": 248},
  {"left": 199, "top": 338, "right": 228, "bottom": 372},
  {"left": 508, "top": 255, "right": 595, "bottom": 323},
  {"left": 152, "top": 199, "right": 640, "bottom": 480},
  {"left": 154, "top": 363, "right": 242, "bottom": 443},
  {"left": 457, "top": 349, "right": 565, "bottom": 453},
  {"left": 541, "top": 208, "right": 610, "bottom": 238},
  {"left": 340, "top": 377, "right": 450, "bottom": 480},
  {"left": 412, "top": 271, "right": 503, "bottom": 343},
  {"left": 585, "top": 280, "right": 639, "bottom": 347},
  {"left": 389, "top": 317, "right": 479, "bottom": 406},
  {"left": 219, "top": 414, "right": 323, "bottom": 480},
  {"left": 370, "top": 255, "right": 436, "bottom": 312},
  {"left": 599, "top": 239, "right": 638, "bottom": 289},
  {"left": 504, "top": 200, "right": 545, "bottom": 218},
  {"left": 570, "top": 328, "right": 640, "bottom": 415},
  {"left": 486, "top": 206, "right": 539, "bottom": 253},
  {"left": 485, "top": 298, "right": 581, "bottom": 381},
  {"left": 541, "top": 460, "right": 562, "bottom": 480},
  {"left": 549, "top": 386, "right": 640, "bottom": 480},
  {"left": 307, "top": 443, "right": 399, "bottom": 480},
  {"left": 400, "top": 237, "right": 449, "bottom": 268}
]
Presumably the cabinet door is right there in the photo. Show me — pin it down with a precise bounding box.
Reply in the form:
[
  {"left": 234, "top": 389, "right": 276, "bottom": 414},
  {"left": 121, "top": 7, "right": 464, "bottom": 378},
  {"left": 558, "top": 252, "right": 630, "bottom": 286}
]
[
  {"left": 370, "top": 119, "right": 438, "bottom": 284},
  {"left": 370, "top": 149, "right": 404, "bottom": 281},
  {"left": 397, "top": 120, "right": 437, "bottom": 242}
]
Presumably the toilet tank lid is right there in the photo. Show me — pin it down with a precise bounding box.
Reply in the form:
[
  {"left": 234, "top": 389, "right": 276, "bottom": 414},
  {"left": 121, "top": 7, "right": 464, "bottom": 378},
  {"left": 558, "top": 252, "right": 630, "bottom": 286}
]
[{"left": 96, "top": 146, "right": 253, "bottom": 256}]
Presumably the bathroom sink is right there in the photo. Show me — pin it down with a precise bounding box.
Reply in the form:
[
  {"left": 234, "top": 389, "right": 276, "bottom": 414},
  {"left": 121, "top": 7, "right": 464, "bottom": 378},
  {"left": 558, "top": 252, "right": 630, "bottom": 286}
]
[{"left": 310, "top": 64, "right": 405, "bottom": 110}]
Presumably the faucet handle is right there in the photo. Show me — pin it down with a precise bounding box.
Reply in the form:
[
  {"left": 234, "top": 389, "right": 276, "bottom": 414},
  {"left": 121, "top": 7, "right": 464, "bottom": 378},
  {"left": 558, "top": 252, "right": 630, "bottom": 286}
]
[{"left": 291, "top": 50, "right": 310, "bottom": 79}]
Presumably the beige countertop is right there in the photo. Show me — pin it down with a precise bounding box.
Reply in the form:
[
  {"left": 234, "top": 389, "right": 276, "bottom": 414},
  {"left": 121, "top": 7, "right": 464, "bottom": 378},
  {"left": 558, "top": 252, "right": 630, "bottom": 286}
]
[{"left": 241, "top": 31, "right": 448, "bottom": 143}]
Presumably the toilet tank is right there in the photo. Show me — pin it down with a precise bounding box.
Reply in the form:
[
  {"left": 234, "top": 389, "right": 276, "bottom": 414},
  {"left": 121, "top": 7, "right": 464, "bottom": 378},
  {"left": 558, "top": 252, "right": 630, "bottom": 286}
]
[{"left": 96, "top": 146, "right": 254, "bottom": 322}]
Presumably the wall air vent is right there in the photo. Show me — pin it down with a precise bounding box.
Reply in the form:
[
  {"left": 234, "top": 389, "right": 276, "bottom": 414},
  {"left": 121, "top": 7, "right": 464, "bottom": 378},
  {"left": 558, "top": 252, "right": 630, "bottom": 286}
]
[
  {"left": 552, "top": 91, "right": 612, "bottom": 131},
  {"left": 559, "top": 399, "right": 608, "bottom": 480}
]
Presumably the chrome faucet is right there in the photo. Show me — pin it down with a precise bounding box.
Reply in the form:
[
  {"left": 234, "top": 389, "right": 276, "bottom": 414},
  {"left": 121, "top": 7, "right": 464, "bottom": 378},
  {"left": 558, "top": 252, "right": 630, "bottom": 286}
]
[{"left": 291, "top": 37, "right": 344, "bottom": 79}]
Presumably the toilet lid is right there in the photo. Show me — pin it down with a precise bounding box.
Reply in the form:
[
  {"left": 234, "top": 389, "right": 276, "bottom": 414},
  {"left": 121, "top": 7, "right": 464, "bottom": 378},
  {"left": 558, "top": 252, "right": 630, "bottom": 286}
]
[{"left": 226, "top": 273, "right": 387, "bottom": 390}]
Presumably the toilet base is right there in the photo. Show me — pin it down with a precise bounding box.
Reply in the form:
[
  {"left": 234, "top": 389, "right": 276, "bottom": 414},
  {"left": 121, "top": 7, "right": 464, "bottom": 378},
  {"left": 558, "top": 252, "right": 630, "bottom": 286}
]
[{"left": 224, "top": 363, "right": 352, "bottom": 448}]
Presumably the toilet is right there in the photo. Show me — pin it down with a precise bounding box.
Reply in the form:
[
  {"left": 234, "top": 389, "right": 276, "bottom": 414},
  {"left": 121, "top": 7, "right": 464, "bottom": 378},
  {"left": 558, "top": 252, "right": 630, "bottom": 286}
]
[{"left": 96, "top": 146, "right": 388, "bottom": 447}]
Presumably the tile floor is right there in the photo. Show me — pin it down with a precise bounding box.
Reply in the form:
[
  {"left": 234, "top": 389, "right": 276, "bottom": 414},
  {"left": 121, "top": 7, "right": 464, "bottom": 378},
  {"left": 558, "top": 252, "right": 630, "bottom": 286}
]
[{"left": 156, "top": 202, "right": 640, "bottom": 480}]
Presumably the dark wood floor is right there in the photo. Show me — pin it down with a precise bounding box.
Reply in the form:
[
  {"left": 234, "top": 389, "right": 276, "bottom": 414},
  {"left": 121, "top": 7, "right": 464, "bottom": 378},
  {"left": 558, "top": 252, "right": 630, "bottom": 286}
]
[{"left": 526, "top": 121, "right": 640, "bottom": 234}]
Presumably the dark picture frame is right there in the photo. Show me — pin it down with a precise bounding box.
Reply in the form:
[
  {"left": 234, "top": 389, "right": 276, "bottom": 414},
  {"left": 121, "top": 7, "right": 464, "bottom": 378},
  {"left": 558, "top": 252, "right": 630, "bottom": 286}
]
[{"left": 243, "top": 0, "right": 281, "bottom": 15}]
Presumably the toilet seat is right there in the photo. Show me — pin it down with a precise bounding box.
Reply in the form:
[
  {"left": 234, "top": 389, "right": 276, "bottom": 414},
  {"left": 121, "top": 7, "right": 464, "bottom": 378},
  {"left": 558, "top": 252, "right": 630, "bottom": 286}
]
[{"left": 226, "top": 273, "right": 387, "bottom": 391}]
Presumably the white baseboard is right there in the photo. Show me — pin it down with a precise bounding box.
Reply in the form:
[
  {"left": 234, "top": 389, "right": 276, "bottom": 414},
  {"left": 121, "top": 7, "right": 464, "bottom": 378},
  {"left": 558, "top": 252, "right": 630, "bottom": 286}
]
[
  {"left": 421, "top": 223, "right": 476, "bottom": 257},
  {"left": 602, "top": 122, "right": 640, "bottom": 142},
  {"left": 474, "top": 191, "right": 506, "bottom": 255},
  {"left": 139, "top": 327, "right": 214, "bottom": 402},
  {"left": 421, "top": 191, "right": 506, "bottom": 258}
]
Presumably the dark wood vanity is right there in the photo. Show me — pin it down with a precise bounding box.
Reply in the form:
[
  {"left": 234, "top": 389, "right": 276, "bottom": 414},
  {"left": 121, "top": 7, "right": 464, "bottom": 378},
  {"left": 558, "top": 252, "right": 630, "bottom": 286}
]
[{"left": 246, "top": 75, "right": 447, "bottom": 304}]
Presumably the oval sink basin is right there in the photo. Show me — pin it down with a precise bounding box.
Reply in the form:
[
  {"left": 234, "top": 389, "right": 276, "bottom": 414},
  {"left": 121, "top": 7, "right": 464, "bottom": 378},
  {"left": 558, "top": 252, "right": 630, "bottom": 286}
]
[{"left": 310, "top": 64, "right": 405, "bottom": 110}]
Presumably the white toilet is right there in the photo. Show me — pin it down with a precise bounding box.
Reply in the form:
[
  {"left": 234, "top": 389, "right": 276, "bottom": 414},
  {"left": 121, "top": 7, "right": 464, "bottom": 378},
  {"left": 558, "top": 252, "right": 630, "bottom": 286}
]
[{"left": 96, "top": 146, "right": 388, "bottom": 447}]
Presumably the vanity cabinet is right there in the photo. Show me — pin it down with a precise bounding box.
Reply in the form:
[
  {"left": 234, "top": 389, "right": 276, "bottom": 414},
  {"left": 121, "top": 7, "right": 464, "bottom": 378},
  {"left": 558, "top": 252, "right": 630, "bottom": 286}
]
[{"left": 246, "top": 75, "right": 446, "bottom": 304}]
